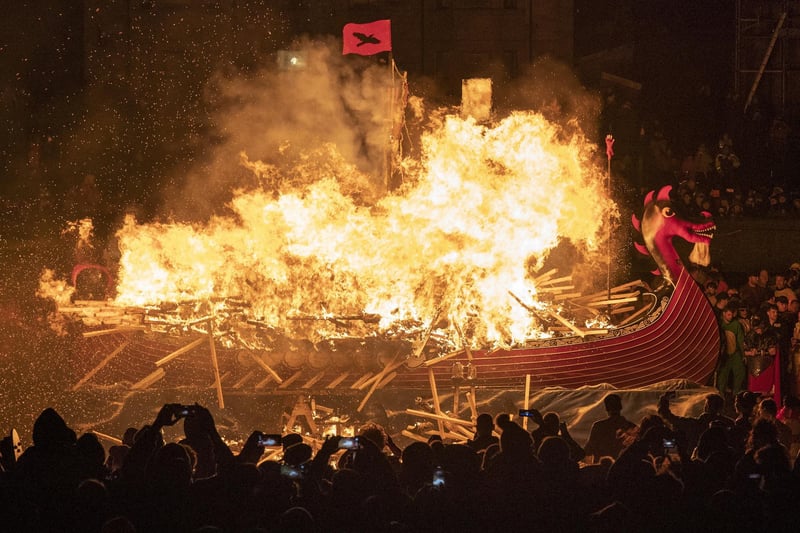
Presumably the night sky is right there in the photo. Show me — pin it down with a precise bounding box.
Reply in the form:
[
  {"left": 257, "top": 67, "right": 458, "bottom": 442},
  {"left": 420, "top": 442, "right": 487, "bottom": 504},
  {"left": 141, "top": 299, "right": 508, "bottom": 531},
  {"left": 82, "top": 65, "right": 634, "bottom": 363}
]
[{"left": 1, "top": 1, "right": 738, "bottom": 210}]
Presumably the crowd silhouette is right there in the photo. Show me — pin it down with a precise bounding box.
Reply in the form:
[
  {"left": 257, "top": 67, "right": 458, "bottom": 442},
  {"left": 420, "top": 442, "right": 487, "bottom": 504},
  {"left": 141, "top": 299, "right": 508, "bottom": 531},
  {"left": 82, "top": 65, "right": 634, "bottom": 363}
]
[{"left": 3, "top": 392, "right": 800, "bottom": 533}]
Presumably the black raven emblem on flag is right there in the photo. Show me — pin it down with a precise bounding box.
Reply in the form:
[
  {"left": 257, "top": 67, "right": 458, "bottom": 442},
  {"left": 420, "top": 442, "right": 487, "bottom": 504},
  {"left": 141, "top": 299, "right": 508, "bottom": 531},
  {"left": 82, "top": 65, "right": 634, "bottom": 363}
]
[{"left": 353, "top": 32, "right": 381, "bottom": 46}]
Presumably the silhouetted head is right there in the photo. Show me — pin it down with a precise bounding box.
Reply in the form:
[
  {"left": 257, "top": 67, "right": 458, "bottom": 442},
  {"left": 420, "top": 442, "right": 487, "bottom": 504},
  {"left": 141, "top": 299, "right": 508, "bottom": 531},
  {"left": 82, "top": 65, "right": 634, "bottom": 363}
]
[
  {"left": 32, "top": 408, "right": 76, "bottom": 449},
  {"left": 541, "top": 412, "right": 560, "bottom": 435},
  {"left": 476, "top": 413, "right": 494, "bottom": 433},
  {"left": 604, "top": 394, "right": 623, "bottom": 414},
  {"left": 705, "top": 393, "right": 725, "bottom": 414}
]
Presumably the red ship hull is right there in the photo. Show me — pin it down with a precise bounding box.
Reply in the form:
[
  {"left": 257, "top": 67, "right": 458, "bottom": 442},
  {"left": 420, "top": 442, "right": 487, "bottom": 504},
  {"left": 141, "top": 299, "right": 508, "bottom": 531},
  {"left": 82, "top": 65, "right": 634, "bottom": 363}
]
[{"left": 399, "top": 268, "right": 719, "bottom": 389}]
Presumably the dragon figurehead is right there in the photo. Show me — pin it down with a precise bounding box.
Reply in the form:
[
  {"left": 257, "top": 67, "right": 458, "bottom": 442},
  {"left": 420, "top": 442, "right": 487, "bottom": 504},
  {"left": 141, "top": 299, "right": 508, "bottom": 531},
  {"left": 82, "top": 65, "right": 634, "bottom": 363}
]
[{"left": 632, "top": 185, "right": 716, "bottom": 286}]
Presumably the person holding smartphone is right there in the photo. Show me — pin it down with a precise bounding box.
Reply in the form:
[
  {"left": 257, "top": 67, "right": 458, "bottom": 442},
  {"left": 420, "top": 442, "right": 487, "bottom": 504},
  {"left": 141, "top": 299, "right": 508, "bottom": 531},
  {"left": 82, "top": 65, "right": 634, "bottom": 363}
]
[{"left": 583, "top": 394, "right": 636, "bottom": 463}]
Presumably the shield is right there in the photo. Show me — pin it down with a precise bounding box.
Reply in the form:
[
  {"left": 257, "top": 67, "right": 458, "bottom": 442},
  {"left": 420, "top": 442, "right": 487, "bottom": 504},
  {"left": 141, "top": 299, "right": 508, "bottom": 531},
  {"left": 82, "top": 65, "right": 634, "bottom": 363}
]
[{"left": 746, "top": 353, "right": 774, "bottom": 377}]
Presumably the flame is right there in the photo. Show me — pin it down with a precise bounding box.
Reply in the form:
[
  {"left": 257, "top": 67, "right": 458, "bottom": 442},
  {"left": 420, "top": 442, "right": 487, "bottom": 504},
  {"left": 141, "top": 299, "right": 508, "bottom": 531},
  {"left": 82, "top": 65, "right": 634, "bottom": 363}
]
[{"left": 104, "top": 111, "right": 613, "bottom": 347}]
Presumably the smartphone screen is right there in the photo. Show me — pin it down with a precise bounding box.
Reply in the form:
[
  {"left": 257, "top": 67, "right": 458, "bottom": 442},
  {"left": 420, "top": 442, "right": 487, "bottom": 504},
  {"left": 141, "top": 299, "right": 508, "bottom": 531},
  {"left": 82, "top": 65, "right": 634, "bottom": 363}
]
[
  {"left": 338, "top": 437, "right": 361, "bottom": 450},
  {"left": 280, "top": 464, "right": 303, "bottom": 479},
  {"left": 258, "top": 434, "right": 282, "bottom": 447},
  {"left": 432, "top": 467, "right": 445, "bottom": 487}
]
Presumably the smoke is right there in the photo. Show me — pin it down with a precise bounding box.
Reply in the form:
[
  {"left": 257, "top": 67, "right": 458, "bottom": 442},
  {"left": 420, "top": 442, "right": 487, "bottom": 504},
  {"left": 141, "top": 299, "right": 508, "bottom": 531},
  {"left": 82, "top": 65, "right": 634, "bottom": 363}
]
[
  {"left": 499, "top": 55, "right": 603, "bottom": 143},
  {"left": 163, "top": 36, "right": 396, "bottom": 219}
]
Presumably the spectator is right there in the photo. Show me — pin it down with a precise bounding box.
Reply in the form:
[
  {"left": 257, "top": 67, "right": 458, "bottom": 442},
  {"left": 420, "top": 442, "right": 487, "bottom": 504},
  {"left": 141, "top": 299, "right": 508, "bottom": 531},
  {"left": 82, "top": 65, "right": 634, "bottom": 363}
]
[
  {"left": 467, "top": 413, "right": 498, "bottom": 453},
  {"left": 583, "top": 393, "right": 637, "bottom": 462}
]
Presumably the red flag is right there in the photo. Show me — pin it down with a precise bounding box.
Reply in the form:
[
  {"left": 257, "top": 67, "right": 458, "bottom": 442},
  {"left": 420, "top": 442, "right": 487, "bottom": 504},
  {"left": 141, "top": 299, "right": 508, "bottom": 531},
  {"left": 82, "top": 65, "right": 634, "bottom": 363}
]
[
  {"left": 605, "top": 134, "right": 615, "bottom": 161},
  {"left": 343, "top": 20, "right": 392, "bottom": 56}
]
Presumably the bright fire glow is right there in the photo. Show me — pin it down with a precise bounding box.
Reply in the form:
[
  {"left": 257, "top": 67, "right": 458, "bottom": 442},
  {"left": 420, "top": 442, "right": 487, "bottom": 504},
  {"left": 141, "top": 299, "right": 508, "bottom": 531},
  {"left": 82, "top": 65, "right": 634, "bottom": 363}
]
[{"left": 92, "top": 111, "right": 615, "bottom": 347}]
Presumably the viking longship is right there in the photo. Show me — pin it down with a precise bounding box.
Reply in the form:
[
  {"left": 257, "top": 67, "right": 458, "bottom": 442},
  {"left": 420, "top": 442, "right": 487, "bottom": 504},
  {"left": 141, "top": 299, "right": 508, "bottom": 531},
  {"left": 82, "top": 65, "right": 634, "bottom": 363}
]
[{"left": 60, "top": 185, "right": 720, "bottom": 411}]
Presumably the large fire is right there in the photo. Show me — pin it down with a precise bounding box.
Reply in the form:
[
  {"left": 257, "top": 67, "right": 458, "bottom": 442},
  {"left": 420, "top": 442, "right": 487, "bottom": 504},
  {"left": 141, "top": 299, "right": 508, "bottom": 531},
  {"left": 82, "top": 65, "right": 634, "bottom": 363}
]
[{"left": 43, "top": 107, "right": 617, "bottom": 355}]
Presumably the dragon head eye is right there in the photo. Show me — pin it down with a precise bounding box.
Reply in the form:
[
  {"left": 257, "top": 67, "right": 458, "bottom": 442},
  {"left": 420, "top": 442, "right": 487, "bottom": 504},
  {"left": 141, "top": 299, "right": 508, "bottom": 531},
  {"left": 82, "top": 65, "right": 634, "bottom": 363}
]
[{"left": 660, "top": 206, "right": 675, "bottom": 218}]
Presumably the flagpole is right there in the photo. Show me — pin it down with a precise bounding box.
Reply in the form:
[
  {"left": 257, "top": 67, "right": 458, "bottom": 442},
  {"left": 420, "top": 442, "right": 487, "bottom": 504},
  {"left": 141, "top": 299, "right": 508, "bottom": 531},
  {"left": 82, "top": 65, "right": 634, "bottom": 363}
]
[
  {"left": 605, "top": 134, "right": 615, "bottom": 301},
  {"left": 386, "top": 52, "right": 395, "bottom": 191}
]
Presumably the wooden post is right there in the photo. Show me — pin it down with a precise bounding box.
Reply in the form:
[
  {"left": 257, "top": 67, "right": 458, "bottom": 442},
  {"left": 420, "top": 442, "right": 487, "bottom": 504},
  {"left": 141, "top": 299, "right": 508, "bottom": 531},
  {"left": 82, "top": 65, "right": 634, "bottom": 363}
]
[
  {"left": 207, "top": 325, "right": 225, "bottom": 409},
  {"left": 357, "top": 352, "right": 402, "bottom": 412},
  {"left": 428, "top": 368, "right": 446, "bottom": 436},
  {"left": 522, "top": 374, "right": 531, "bottom": 431}
]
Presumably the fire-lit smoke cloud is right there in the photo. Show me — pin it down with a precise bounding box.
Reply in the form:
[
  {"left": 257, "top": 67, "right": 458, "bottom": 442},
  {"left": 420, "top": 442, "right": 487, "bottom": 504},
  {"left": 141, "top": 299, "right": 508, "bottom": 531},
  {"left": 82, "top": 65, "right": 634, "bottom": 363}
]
[
  {"left": 106, "top": 38, "right": 617, "bottom": 348},
  {"left": 169, "top": 36, "right": 396, "bottom": 217}
]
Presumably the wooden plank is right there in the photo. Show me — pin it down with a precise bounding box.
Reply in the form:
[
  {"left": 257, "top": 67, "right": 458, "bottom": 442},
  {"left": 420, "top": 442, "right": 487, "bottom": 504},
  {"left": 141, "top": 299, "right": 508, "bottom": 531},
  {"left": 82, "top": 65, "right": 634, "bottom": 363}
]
[
  {"left": 278, "top": 370, "right": 304, "bottom": 389},
  {"left": 533, "top": 268, "right": 557, "bottom": 284},
  {"left": 254, "top": 375, "right": 274, "bottom": 390},
  {"left": 155, "top": 337, "right": 206, "bottom": 366},
  {"left": 82, "top": 326, "right": 146, "bottom": 338},
  {"left": 401, "top": 430, "right": 429, "bottom": 443},
  {"left": 358, "top": 358, "right": 406, "bottom": 389},
  {"left": 207, "top": 327, "right": 225, "bottom": 409},
  {"left": 405, "top": 408, "right": 474, "bottom": 427},
  {"left": 610, "top": 306, "right": 636, "bottom": 315},
  {"left": 574, "top": 280, "right": 644, "bottom": 301},
  {"left": 376, "top": 371, "right": 397, "bottom": 389},
  {"left": 427, "top": 368, "right": 445, "bottom": 436},
  {"left": 422, "top": 348, "right": 465, "bottom": 367},
  {"left": 302, "top": 371, "right": 326, "bottom": 389},
  {"left": 553, "top": 292, "right": 583, "bottom": 301},
  {"left": 233, "top": 370, "right": 256, "bottom": 389},
  {"left": 249, "top": 352, "right": 284, "bottom": 384},
  {"left": 618, "top": 298, "right": 656, "bottom": 326},
  {"left": 72, "top": 336, "right": 134, "bottom": 391},
  {"left": 585, "top": 297, "right": 639, "bottom": 307},
  {"left": 547, "top": 309, "right": 585, "bottom": 337},
  {"left": 325, "top": 371, "right": 350, "bottom": 389},
  {"left": 357, "top": 352, "right": 402, "bottom": 412},
  {"left": 350, "top": 372, "right": 374, "bottom": 389},
  {"left": 132, "top": 368, "right": 165, "bottom": 390},
  {"left": 90, "top": 431, "right": 123, "bottom": 446}
]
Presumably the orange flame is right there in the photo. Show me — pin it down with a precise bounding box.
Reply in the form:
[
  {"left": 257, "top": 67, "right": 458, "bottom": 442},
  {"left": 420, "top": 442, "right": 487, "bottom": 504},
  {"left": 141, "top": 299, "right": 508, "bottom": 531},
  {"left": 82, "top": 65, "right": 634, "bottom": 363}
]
[{"left": 107, "top": 111, "right": 613, "bottom": 347}]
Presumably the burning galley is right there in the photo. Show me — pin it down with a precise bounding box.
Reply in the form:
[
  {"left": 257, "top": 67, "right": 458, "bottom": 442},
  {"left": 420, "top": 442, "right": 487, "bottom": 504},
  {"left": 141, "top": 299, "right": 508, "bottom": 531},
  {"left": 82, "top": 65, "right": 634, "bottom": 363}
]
[{"left": 37, "top": 37, "right": 718, "bottom": 427}]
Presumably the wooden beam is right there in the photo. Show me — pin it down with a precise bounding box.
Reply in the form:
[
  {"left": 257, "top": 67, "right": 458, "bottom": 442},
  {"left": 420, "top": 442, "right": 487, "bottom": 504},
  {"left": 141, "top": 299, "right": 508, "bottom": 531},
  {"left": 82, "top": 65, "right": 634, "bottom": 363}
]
[
  {"left": 427, "top": 368, "right": 445, "bottom": 436},
  {"left": 302, "top": 371, "right": 326, "bottom": 389},
  {"left": 278, "top": 370, "right": 304, "bottom": 389},
  {"left": 350, "top": 372, "right": 374, "bottom": 389},
  {"left": 207, "top": 326, "right": 225, "bottom": 409},
  {"left": 325, "top": 371, "right": 350, "bottom": 389},
  {"left": 155, "top": 337, "right": 206, "bottom": 367},
  {"left": 422, "top": 348, "right": 465, "bottom": 367},
  {"left": 82, "top": 325, "right": 146, "bottom": 338},
  {"left": 72, "top": 336, "right": 134, "bottom": 391},
  {"left": 233, "top": 370, "right": 256, "bottom": 389},
  {"left": 405, "top": 408, "right": 474, "bottom": 427},
  {"left": 254, "top": 375, "right": 274, "bottom": 390},
  {"left": 546, "top": 309, "right": 585, "bottom": 337},
  {"left": 90, "top": 431, "right": 123, "bottom": 446},
  {"left": 401, "top": 430, "right": 429, "bottom": 443},
  {"left": 132, "top": 368, "right": 165, "bottom": 390},
  {"left": 249, "top": 352, "right": 284, "bottom": 384},
  {"left": 358, "top": 352, "right": 402, "bottom": 412}
]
